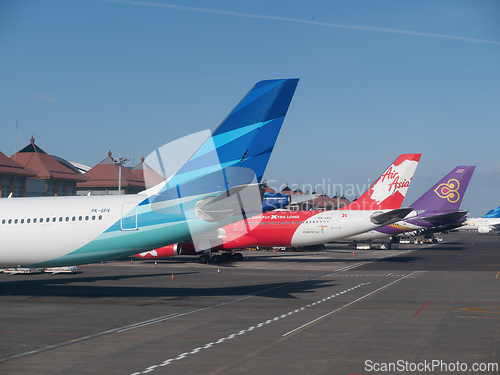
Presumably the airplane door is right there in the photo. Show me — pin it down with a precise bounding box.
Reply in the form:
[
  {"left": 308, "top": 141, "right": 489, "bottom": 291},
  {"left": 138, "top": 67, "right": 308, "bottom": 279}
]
[
  {"left": 121, "top": 203, "right": 138, "bottom": 230},
  {"left": 330, "top": 210, "right": 340, "bottom": 229},
  {"left": 234, "top": 221, "right": 244, "bottom": 231}
]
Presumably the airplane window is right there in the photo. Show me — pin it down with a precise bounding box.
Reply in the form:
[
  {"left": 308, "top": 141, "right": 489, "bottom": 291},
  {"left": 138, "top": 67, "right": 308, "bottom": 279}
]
[
  {"left": 21, "top": 219, "right": 24, "bottom": 224},
  {"left": 92, "top": 216, "right": 95, "bottom": 220},
  {"left": 1, "top": 219, "right": 5, "bottom": 224},
  {"left": 15, "top": 219, "right": 18, "bottom": 224},
  {"left": 34, "top": 218, "right": 37, "bottom": 223},
  {"left": 98, "top": 215, "right": 102, "bottom": 220},
  {"left": 59, "top": 217, "right": 63, "bottom": 222},
  {"left": 72, "top": 216, "right": 76, "bottom": 221},
  {"left": 85, "top": 216, "right": 89, "bottom": 221},
  {"left": 8, "top": 219, "right": 12, "bottom": 224},
  {"left": 27, "top": 218, "right": 31, "bottom": 224},
  {"left": 66, "top": 217, "right": 69, "bottom": 222},
  {"left": 79, "top": 216, "right": 82, "bottom": 221},
  {"left": 52, "top": 217, "right": 56, "bottom": 222},
  {"left": 46, "top": 218, "right": 49, "bottom": 223}
]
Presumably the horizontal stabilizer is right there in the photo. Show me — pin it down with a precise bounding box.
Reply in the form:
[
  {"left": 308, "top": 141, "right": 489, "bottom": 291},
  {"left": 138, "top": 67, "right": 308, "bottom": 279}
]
[
  {"left": 420, "top": 210, "right": 468, "bottom": 224},
  {"left": 370, "top": 208, "right": 414, "bottom": 225},
  {"left": 195, "top": 183, "right": 265, "bottom": 222},
  {"left": 406, "top": 221, "right": 465, "bottom": 236}
]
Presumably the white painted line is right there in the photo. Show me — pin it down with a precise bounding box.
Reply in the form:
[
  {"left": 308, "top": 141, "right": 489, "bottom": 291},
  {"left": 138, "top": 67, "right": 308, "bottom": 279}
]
[
  {"left": 129, "top": 282, "right": 370, "bottom": 375},
  {"left": 282, "top": 271, "right": 419, "bottom": 337}
]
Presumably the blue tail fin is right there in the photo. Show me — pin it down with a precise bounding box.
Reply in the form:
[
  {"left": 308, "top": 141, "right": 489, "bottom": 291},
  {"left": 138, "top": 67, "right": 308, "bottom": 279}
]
[
  {"left": 147, "top": 79, "right": 299, "bottom": 203},
  {"left": 484, "top": 205, "right": 500, "bottom": 218}
]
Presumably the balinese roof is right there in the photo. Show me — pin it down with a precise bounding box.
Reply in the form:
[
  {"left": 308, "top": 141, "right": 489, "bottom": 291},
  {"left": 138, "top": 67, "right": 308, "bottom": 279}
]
[
  {"left": 130, "top": 157, "right": 165, "bottom": 188},
  {"left": 279, "top": 184, "right": 294, "bottom": 196},
  {"left": 261, "top": 180, "right": 276, "bottom": 193},
  {"left": 0, "top": 150, "right": 37, "bottom": 177},
  {"left": 78, "top": 151, "right": 145, "bottom": 189},
  {"left": 11, "top": 137, "right": 87, "bottom": 181}
]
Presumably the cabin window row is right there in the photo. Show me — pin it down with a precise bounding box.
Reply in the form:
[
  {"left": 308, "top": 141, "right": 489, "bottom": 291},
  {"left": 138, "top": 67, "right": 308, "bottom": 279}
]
[{"left": 1, "top": 215, "right": 103, "bottom": 225}]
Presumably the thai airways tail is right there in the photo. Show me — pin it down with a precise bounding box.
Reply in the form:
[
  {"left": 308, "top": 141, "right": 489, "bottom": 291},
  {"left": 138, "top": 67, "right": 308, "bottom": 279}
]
[
  {"left": 342, "top": 153, "right": 421, "bottom": 211},
  {"left": 410, "top": 166, "right": 475, "bottom": 211}
]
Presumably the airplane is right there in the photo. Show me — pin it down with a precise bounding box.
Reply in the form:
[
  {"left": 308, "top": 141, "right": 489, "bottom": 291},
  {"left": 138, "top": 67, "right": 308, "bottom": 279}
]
[
  {"left": 460, "top": 217, "right": 500, "bottom": 233},
  {"left": 135, "top": 153, "right": 421, "bottom": 263},
  {"left": 345, "top": 166, "right": 475, "bottom": 241},
  {"left": 0, "top": 79, "right": 299, "bottom": 267}
]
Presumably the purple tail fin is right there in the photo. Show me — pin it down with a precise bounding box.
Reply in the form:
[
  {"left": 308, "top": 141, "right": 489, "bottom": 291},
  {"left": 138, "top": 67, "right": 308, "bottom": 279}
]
[{"left": 410, "top": 166, "right": 475, "bottom": 211}]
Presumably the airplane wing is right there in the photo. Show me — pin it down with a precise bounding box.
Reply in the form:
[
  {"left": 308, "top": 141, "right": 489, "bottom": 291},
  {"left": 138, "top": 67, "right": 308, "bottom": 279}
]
[
  {"left": 404, "top": 221, "right": 466, "bottom": 236},
  {"left": 419, "top": 210, "right": 468, "bottom": 224},
  {"left": 370, "top": 208, "right": 414, "bottom": 225}
]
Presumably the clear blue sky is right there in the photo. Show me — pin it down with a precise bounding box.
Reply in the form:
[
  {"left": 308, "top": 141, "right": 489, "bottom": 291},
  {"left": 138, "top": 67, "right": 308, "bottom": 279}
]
[{"left": 1, "top": 0, "right": 499, "bottom": 216}]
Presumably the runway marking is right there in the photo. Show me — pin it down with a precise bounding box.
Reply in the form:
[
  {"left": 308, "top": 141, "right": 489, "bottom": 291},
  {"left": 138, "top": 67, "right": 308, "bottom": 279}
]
[
  {"left": 129, "top": 282, "right": 369, "bottom": 375},
  {"left": 460, "top": 306, "right": 500, "bottom": 315},
  {"left": 43, "top": 332, "right": 77, "bottom": 336},
  {"left": 282, "top": 271, "right": 420, "bottom": 337},
  {"left": 496, "top": 271, "right": 499, "bottom": 280},
  {"left": 414, "top": 302, "right": 431, "bottom": 316}
]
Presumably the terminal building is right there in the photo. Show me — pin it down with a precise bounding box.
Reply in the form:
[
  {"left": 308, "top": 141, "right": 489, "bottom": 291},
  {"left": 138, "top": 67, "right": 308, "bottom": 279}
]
[
  {"left": 4, "top": 137, "right": 87, "bottom": 197},
  {"left": 76, "top": 153, "right": 165, "bottom": 196},
  {"left": 76, "top": 151, "right": 146, "bottom": 196},
  {"left": 0, "top": 150, "right": 37, "bottom": 197}
]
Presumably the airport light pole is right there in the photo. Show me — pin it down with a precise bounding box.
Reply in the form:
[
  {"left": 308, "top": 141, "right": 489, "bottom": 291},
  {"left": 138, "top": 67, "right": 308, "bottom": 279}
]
[{"left": 113, "top": 157, "right": 129, "bottom": 195}]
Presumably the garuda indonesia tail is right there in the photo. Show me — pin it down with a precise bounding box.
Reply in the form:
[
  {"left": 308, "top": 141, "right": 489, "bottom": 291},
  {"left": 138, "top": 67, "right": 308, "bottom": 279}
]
[{"left": 483, "top": 205, "right": 500, "bottom": 218}]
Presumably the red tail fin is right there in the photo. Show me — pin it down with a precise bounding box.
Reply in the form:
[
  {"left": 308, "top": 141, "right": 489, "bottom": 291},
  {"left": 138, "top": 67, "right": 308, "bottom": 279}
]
[{"left": 342, "top": 153, "right": 421, "bottom": 211}]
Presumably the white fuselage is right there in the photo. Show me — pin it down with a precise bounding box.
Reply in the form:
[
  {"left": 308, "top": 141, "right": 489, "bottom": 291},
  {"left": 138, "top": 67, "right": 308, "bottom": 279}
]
[{"left": 460, "top": 217, "right": 500, "bottom": 233}]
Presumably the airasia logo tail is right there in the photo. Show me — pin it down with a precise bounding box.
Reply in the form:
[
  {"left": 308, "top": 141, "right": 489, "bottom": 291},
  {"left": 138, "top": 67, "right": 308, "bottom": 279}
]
[{"left": 369, "top": 160, "right": 418, "bottom": 205}]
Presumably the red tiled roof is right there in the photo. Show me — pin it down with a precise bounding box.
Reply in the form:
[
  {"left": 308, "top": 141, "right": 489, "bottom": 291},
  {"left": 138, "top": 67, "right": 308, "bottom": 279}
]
[
  {"left": 261, "top": 180, "right": 276, "bottom": 193},
  {"left": 0, "top": 150, "right": 37, "bottom": 177},
  {"left": 78, "top": 151, "right": 145, "bottom": 188},
  {"left": 130, "top": 157, "right": 165, "bottom": 187},
  {"left": 11, "top": 137, "right": 87, "bottom": 182},
  {"left": 279, "top": 184, "right": 294, "bottom": 196}
]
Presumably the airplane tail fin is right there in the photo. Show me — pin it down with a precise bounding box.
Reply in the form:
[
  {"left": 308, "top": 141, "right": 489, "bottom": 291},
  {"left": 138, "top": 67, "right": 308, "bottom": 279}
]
[
  {"left": 169, "top": 79, "right": 299, "bottom": 190},
  {"left": 410, "top": 166, "right": 475, "bottom": 211},
  {"left": 142, "top": 79, "right": 299, "bottom": 212},
  {"left": 342, "top": 154, "right": 421, "bottom": 210},
  {"left": 483, "top": 205, "right": 500, "bottom": 218}
]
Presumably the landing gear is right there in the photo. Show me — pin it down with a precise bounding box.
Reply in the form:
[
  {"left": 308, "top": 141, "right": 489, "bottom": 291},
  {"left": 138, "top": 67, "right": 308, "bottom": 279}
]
[
  {"left": 199, "top": 254, "right": 210, "bottom": 264},
  {"left": 231, "top": 252, "right": 243, "bottom": 261},
  {"left": 198, "top": 251, "right": 244, "bottom": 264}
]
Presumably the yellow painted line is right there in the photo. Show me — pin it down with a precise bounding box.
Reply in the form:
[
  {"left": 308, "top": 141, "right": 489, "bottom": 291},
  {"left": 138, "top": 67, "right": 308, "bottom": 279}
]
[
  {"left": 461, "top": 306, "right": 500, "bottom": 315},
  {"left": 496, "top": 271, "right": 499, "bottom": 280}
]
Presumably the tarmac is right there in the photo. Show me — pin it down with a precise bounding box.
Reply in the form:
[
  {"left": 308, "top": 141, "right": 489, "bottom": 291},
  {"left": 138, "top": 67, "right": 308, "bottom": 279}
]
[{"left": 0, "top": 232, "right": 499, "bottom": 374}]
